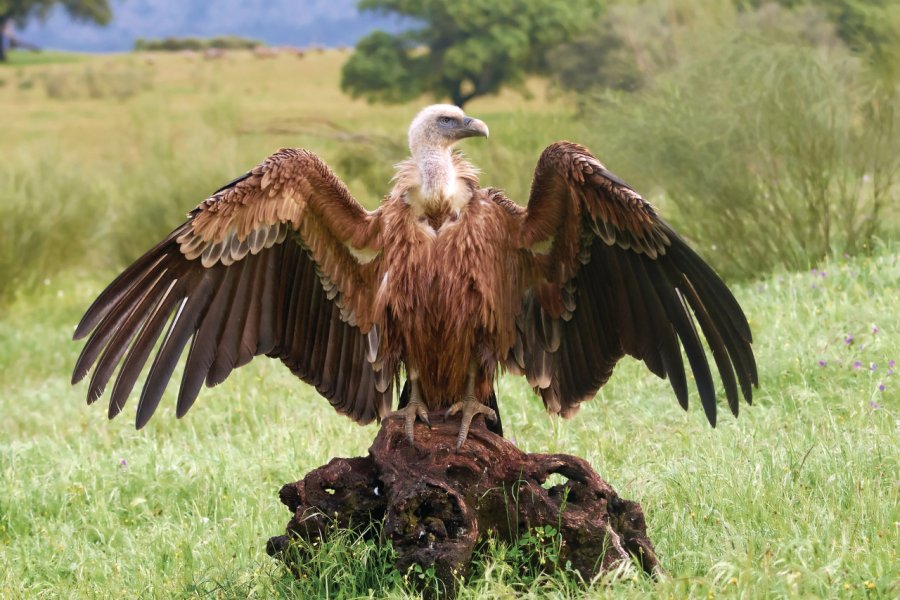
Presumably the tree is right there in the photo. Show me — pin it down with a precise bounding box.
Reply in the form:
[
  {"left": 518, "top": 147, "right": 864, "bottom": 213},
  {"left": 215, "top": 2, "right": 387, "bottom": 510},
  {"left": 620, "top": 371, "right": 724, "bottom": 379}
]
[
  {"left": 0, "top": 0, "right": 112, "bottom": 62},
  {"left": 341, "top": 0, "right": 602, "bottom": 108}
]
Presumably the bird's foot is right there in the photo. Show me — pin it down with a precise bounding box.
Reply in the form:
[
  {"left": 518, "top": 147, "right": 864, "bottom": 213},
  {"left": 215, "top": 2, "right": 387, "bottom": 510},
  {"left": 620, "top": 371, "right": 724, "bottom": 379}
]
[
  {"left": 446, "top": 399, "right": 497, "bottom": 450},
  {"left": 392, "top": 396, "right": 431, "bottom": 444}
]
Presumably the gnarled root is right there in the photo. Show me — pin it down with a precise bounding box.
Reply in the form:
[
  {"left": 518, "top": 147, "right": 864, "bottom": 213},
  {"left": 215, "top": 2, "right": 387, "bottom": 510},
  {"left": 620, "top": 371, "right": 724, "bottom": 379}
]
[{"left": 267, "top": 411, "right": 660, "bottom": 592}]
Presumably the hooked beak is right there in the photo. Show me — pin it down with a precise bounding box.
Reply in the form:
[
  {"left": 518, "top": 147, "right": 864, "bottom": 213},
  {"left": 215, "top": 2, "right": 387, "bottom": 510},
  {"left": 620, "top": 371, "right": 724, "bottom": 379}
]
[{"left": 459, "top": 116, "right": 489, "bottom": 139}]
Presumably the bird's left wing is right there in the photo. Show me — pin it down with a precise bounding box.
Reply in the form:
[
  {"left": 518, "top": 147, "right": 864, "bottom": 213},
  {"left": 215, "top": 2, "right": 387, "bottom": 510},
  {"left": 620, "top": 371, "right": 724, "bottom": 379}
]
[
  {"left": 72, "top": 148, "right": 391, "bottom": 428},
  {"left": 510, "top": 142, "right": 757, "bottom": 425}
]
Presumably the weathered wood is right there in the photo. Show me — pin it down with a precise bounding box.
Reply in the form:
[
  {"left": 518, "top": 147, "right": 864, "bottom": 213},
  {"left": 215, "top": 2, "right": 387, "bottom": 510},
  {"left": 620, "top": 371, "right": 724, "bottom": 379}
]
[{"left": 267, "top": 411, "right": 659, "bottom": 591}]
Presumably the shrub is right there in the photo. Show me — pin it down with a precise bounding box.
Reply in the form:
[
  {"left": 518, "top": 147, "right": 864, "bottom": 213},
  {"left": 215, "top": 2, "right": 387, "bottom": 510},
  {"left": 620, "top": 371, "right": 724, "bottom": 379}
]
[
  {"left": 576, "top": 7, "right": 899, "bottom": 279},
  {"left": 134, "top": 36, "right": 261, "bottom": 52}
]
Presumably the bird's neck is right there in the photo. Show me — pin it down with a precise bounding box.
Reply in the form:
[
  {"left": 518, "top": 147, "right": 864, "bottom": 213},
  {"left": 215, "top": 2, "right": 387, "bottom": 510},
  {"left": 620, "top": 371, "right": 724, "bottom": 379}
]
[{"left": 413, "top": 147, "right": 458, "bottom": 207}]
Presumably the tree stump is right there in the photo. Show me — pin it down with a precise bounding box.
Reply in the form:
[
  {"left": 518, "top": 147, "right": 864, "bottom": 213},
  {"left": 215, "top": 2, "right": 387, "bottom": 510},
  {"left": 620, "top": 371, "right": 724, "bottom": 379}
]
[{"left": 267, "top": 411, "right": 659, "bottom": 591}]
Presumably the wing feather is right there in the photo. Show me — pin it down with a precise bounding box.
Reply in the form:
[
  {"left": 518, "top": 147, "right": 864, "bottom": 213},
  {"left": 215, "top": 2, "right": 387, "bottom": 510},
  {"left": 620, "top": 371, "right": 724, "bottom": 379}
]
[
  {"left": 513, "top": 141, "right": 756, "bottom": 424},
  {"left": 73, "top": 148, "right": 393, "bottom": 428}
]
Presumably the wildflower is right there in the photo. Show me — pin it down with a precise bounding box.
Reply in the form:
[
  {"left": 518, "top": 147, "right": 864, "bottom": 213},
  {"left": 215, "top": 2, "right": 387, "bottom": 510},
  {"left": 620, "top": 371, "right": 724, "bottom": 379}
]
[
  {"left": 872, "top": 325, "right": 880, "bottom": 334},
  {"left": 119, "top": 459, "right": 128, "bottom": 468},
  {"left": 820, "top": 271, "right": 827, "bottom": 278},
  {"left": 870, "top": 400, "right": 881, "bottom": 409},
  {"left": 870, "top": 363, "right": 877, "bottom": 372},
  {"left": 844, "top": 334, "right": 854, "bottom": 345},
  {"left": 818, "top": 360, "right": 827, "bottom": 367},
  {"left": 853, "top": 361, "right": 862, "bottom": 370},
  {"left": 864, "top": 581, "right": 876, "bottom": 590},
  {"left": 878, "top": 384, "right": 885, "bottom": 393}
]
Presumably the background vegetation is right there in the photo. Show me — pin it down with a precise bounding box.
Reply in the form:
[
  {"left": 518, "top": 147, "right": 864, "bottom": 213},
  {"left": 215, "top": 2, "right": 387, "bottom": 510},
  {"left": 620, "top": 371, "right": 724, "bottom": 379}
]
[
  {"left": 133, "top": 35, "right": 264, "bottom": 52},
  {"left": 1, "top": 0, "right": 898, "bottom": 597}
]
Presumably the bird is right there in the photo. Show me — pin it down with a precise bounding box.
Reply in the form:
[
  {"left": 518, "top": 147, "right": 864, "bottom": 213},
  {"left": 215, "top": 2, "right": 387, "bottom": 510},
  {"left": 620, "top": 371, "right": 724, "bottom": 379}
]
[{"left": 72, "top": 104, "right": 757, "bottom": 449}]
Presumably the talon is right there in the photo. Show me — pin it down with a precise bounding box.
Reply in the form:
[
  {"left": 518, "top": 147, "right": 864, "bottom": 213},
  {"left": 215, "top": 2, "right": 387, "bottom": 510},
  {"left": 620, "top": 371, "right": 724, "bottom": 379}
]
[
  {"left": 394, "top": 395, "right": 429, "bottom": 444},
  {"left": 446, "top": 398, "right": 494, "bottom": 450},
  {"left": 416, "top": 404, "right": 431, "bottom": 428}
]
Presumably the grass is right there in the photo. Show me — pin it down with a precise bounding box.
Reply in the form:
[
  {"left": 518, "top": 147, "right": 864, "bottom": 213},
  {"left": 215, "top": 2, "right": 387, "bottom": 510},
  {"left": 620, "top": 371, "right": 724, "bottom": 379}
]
[
  {"left": 0, "top": 50, "right": 85, "bottom": 67},
  {"left": 1, "top": 51, "right": 898, "bottom": 598}
]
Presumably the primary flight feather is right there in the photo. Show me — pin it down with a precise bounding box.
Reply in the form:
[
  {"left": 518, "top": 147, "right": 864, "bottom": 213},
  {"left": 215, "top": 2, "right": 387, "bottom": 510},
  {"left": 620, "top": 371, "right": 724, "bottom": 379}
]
[{"left": 73, "top": 104, "right": 757, "bottom": 448}]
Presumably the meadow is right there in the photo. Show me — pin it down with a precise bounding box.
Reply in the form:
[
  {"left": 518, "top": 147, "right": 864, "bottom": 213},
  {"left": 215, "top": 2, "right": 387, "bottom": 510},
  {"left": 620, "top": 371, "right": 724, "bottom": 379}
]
[{"left": 1, "top": 49, "right": 897, "bottom": 598}]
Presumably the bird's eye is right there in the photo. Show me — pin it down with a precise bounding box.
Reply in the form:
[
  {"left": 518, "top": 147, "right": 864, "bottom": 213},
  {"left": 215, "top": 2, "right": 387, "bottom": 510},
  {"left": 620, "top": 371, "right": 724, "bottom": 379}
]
[{"left": 438, "top": 116, "right": 455, "bottom": 126}]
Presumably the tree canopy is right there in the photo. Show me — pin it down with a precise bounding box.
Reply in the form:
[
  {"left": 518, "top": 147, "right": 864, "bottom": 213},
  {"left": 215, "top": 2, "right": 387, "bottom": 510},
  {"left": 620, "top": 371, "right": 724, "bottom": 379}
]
[
  {"left": 0, "top": 0, "right": 112, "bottom": 61},
  {"left": 341, "top": 0, "right": 601, "bottom": 108}
]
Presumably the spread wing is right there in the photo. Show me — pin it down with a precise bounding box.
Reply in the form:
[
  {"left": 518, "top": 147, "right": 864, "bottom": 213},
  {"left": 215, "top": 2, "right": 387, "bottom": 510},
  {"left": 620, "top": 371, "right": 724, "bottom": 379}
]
[
  {"left": 509, "top": 141, "right": 757, "bottom": 425},
  {"left": 72, "top": 148, "right": 392, "bottom": 428}
]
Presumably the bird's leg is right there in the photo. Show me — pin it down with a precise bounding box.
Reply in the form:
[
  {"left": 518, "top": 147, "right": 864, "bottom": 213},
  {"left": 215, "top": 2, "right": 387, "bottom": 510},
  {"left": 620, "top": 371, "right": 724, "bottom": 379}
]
[
  {"left": 394, "top": 368, "right": 430, "bottom": 444},
  {"left": 446, "top": 367, "right": 496, "bottom": 450}
]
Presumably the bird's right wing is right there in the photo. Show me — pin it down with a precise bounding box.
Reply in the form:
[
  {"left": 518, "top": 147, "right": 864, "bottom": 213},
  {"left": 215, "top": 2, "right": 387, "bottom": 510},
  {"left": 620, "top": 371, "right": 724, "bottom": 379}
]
[{"left": 72, "top": 148, "right": 393, "bottom": 429}]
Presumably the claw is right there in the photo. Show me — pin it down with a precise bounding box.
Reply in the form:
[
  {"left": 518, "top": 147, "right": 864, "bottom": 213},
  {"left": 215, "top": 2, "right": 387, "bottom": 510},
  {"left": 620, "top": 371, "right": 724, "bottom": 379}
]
[
  {"left": 446, "top": 398, "right": 496, "bottom": 450},
  {"left": 393, "top": 392, "right": 430, "bottom": 445}
]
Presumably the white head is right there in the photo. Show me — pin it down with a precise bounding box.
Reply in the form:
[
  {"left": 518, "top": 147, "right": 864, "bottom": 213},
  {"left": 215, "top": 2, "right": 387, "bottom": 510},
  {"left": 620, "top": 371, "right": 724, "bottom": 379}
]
[{"left": 407, "top": 104, "right": 489, "bottom": 158}]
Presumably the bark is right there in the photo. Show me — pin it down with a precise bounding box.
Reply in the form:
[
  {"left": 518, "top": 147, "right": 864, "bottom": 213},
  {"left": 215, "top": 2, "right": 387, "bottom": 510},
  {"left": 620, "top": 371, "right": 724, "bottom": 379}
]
[
  {"left": 450, "top": 82, "right": 479, "bottom": 108},
  {"left": 267, "top": 412, "right": 659, "bottom": 593}
]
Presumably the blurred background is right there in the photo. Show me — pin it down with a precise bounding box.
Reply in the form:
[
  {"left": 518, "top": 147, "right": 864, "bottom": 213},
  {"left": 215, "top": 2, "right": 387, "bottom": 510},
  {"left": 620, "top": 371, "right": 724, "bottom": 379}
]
[{"left": 3, "top": 0, "right": 898, "bottom": 304}]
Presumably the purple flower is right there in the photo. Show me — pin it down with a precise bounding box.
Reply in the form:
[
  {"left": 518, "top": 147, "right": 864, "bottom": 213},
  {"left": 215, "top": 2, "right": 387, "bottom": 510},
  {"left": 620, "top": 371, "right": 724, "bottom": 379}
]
[
  {"left": 877, "top": 384, "right": 885, "bottom": 393},
  {"left": 811, "top": 268, "right": 818, "bottom": 275},
  {"left": 889, "top": 360, "right": 896, "bottom": 369},
  {"left": 119, "top": 459, "right": 128, "bottom": 468},
  {"left": 844, "top": 334, "right": 854, "bottom": 345},
  {"left": 872, "top": 326, "right": 880, "bottom": 334},
  {"left": 853, "top": 361, "right": 862, "bottom": 369},
  {"left": 820, "top": 271, "right": 827, "bottom": 278},
  {"left": 870, "top": 363, "right": 877, "bottom": 372},
  {"left": 818, "top": 360, "right": 827, "bottom": 367},
  {"left": 870, "top": 400, "right": 881, "bottom": 408}
]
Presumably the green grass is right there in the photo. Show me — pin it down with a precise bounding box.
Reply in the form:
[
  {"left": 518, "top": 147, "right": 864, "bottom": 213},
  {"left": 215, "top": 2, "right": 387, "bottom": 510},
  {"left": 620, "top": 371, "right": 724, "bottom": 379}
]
[
  {"left": 2, "top": 240, "right": 897, "bottom": 599},
  {"left": 0, "top": 50, "right": 85, "bottom": 67},
  {"left": 1, "top": 51, "right": 898, "bottom": 598}
]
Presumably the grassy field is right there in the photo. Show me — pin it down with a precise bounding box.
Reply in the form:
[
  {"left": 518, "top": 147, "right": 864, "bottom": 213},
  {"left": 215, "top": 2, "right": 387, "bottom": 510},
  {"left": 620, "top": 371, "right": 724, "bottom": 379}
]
[{"left": 1, "top": 51, "right": 897, "bottom": 598}]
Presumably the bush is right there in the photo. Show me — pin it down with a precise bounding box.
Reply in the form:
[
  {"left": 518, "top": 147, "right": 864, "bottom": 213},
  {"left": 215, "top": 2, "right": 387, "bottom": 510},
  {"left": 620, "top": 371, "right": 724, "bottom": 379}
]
[
  {"left": 0, "top": 153, "right": 105, "bottom": 304},
  {"left": 0, "top": 103, "right": 245, "bottom": 305},
  {"left": 134, "top": 36, "right": 262, "bottom": 52},
  {"left": 576, "top": 6, "right": 899, "bottom": 279}
]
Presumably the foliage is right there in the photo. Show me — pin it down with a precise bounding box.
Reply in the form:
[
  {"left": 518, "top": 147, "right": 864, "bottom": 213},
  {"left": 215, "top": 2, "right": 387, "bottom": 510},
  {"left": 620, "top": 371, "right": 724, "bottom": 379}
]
[
  {"left": 770, "top": 0, "right": 900, "bottom": 81},
  {"left": 133, "top": 35, "right": 263, "bottom": 52},
  {"left": 0, "top": 0, "right": 112, "bottom": 61},
  {"left": 341, "top": 0, "right": 602, "bottom": 107},
  {"left": 570, "top": 4, "right": 899, "bottom": 279},
  {"left": 550, "top": 1, "right": 843, "bottom": 95}
]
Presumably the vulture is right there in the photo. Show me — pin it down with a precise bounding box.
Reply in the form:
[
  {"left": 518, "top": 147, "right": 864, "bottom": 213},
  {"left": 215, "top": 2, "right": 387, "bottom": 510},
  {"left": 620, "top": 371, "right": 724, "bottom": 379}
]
[{"left": 72, "top": 104, "right": 757, "bottom": 449}]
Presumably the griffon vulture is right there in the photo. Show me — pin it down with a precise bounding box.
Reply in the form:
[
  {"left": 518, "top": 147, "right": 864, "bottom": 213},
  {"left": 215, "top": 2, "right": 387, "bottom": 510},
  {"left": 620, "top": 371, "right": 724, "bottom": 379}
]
[{"left": 72, "top": 105, "right": 757, "bottom": 448}]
